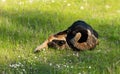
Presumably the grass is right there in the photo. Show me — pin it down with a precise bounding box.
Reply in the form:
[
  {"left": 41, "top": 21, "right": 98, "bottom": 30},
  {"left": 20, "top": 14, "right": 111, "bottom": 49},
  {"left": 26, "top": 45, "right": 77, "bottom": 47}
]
[{"left": 0, "top": 0, "right": 120, "bottom": 74}]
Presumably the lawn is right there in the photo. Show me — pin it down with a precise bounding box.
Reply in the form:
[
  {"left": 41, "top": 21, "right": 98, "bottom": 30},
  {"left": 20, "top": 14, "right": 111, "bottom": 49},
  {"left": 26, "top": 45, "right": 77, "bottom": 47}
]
[{"left": 0, "top": 0, "right": 120, "bottom": 74}]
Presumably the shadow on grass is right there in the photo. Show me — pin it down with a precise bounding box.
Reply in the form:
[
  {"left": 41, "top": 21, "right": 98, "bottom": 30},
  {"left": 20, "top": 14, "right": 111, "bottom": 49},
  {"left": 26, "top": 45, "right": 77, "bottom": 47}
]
[
  {"left": 97, "top": 24, "right": 120, "bottom": 48},
  {"left": 1, "top": 9, "right": 120, "bottom": 43},
  {"left": 0, "top": 9, "right": 72, "bottom": 44},
  {"left": 0, "top": 26, "right": 32, "bottom": 43},
  {"left": 0, "top": 9, "right": 69, "bottom": 31},
  {"left": 1, "top": 62, "right": 62, "bottom": 74}
]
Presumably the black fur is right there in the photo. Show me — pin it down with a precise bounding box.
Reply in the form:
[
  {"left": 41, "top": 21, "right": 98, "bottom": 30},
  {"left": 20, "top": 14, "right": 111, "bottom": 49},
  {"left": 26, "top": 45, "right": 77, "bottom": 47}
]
[{"left": 66, "top": 20, "right": 98, "bottom": 51}]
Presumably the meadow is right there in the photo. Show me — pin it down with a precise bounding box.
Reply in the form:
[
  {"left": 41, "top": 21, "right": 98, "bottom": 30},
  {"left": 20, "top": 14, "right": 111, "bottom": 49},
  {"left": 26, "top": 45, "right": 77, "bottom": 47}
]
[{"left": 0, "top": 0, "right": 120, "bottom": 74}]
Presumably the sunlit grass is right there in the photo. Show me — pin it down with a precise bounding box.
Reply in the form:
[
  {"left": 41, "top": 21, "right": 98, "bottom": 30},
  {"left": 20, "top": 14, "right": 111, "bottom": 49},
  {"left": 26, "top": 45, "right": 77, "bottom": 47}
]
[{"left": 0, "top": 0, "right": 120, "bottom": 74}]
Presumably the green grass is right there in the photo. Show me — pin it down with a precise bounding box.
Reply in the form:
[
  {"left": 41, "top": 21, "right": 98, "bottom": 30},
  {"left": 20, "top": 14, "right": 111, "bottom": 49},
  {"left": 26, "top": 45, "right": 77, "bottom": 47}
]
[{"left": 0, "top": 0, "right": 120, "bottom": 74}]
